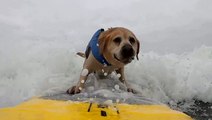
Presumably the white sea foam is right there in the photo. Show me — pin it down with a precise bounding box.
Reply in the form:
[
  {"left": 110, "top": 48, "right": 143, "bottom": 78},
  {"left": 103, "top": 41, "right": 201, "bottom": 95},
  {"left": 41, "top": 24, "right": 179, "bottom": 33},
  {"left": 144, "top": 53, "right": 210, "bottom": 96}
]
[
  {"left": 126, "top": 46, "right": 212, "bottom": 103},
  {"left": 0, "top": 44, "right": 212, "bottom": 107}
]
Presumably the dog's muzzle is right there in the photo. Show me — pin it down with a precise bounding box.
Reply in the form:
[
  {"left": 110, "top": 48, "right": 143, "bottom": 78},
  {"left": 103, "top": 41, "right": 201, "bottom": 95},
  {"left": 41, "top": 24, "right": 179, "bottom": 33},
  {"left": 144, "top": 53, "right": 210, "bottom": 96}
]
[{"left": 120, "top": 44, "right": 135, "bottom": 63}]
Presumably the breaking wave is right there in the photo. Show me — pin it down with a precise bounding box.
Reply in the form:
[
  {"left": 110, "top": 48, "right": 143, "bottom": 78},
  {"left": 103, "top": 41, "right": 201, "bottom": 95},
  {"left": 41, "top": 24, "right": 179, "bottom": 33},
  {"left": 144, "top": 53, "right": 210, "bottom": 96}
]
[{"left": 0, "top": 42, "right": 211, "bottom": 108}]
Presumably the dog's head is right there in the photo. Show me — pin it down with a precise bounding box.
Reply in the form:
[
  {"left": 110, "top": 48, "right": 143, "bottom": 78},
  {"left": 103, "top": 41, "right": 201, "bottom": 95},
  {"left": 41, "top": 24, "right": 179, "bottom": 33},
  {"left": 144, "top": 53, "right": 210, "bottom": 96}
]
[{"left": 98, "top": 27, "right": 140, "bottom": 67}]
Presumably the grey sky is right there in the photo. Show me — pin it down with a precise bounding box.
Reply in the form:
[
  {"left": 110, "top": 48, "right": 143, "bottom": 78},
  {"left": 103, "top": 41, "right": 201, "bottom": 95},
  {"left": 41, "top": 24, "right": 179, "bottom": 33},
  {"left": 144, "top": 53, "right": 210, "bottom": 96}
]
[{"left": 0, "top": 0, "right": 212, "bottom": 54}]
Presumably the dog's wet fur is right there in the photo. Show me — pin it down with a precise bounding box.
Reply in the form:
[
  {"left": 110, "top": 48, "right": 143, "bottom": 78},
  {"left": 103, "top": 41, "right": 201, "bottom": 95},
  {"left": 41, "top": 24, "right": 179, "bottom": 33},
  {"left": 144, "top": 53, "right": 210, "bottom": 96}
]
[{"left": 67, "top": 27, "right": 140, "bottom": 94}]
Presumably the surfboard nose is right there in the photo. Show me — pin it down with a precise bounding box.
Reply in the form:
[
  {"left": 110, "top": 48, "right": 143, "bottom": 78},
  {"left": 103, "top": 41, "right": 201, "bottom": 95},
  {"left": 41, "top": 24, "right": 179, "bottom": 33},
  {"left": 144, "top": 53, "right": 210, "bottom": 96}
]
[{"left": 0, "top": 98, "right": 192, "bottom": 120}]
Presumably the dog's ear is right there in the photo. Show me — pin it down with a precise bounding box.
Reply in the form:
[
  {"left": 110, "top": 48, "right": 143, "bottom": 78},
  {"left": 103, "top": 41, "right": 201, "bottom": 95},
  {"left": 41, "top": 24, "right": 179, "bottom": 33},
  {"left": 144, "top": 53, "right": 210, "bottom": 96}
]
[
  {"left": 136, "top": 40, "right": 140, "bottom": 60},
  {"left": 98, "top": 31, "right": 109, "bottom": 55}
]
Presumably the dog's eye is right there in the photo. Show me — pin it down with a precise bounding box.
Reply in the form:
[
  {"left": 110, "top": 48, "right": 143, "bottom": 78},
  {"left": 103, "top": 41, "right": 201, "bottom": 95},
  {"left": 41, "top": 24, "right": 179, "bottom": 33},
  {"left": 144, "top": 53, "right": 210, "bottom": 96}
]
[
  {"left": 113, "top": 37, "right": 121, "bottom": 44},
  {"left": 129, "top": 37, "right": 135, "bottom": 44}
]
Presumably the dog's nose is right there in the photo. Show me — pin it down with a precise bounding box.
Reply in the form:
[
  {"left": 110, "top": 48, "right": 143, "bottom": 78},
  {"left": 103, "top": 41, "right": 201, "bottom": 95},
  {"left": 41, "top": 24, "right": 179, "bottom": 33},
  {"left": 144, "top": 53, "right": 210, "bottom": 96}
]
[{"left": 121, "top": 44, "right": 134, "bottom": 58}]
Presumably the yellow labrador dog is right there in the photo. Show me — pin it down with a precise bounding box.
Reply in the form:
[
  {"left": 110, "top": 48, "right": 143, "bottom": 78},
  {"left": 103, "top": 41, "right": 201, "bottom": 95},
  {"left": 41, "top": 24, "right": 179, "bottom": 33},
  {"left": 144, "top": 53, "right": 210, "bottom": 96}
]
[{"left": 67, "top": 27, "right": 140, "bottom": 94}]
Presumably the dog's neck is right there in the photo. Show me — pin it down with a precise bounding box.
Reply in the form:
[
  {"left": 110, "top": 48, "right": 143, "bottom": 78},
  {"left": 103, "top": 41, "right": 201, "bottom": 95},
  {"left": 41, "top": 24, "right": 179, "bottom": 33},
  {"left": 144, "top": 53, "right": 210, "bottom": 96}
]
[{"left": 87, "top": 29, "right": 111, "bottom": 66}]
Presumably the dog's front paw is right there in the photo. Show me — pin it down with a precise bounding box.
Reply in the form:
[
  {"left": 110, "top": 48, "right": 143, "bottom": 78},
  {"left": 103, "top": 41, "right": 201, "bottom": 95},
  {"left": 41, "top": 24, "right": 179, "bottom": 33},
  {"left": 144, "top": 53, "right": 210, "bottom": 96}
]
[
  {"left": 66, "top": 86, "right": 81, "bottom": 95},
  {"left": 127, "top": 88, "right": 136, "bottom": 94}
]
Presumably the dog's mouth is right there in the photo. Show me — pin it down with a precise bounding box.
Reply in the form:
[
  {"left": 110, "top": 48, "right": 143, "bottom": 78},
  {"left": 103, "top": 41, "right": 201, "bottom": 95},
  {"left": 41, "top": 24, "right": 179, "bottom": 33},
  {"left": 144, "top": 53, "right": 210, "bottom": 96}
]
[
  {"left": 114, "top": 54, "right": 134, "bottom": 64},
  {"left": 114, "top": 54, "right": 121, "bottom": 62}
]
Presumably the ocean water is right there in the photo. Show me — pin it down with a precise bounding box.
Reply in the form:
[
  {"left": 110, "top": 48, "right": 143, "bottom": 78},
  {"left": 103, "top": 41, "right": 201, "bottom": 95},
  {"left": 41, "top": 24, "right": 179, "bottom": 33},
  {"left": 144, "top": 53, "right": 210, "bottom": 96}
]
[{"left": 0, "top": 42, "right": 212, "bottom": 106}]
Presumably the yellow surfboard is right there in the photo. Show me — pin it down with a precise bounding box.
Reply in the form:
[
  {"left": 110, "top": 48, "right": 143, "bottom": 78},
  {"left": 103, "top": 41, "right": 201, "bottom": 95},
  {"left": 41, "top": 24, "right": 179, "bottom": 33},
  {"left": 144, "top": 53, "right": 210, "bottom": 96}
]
[{"left": 0, "top": 98, "right": 192, "bottom": 120}]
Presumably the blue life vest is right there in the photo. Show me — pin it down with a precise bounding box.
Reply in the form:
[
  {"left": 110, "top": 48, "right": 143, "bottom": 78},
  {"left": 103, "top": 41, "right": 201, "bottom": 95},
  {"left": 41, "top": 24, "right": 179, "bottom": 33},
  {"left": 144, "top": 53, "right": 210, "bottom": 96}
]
[{"left": 87, "top": 29, "right": 111, "bottom": 66}]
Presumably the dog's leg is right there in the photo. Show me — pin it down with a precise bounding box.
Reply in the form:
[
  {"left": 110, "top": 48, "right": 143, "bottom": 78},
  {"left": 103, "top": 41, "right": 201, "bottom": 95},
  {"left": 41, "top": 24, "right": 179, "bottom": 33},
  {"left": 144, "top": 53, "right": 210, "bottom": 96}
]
[
  {"left": 67, "top": 68, "right": 90, "bottom": 94},
  {"left": 116, "top": 68, "right": 135, "bottom": 93}
]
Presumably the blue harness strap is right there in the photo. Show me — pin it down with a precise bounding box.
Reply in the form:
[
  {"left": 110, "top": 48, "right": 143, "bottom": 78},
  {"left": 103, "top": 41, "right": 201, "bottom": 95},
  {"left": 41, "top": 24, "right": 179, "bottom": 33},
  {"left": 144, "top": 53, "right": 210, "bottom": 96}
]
[{"left": 87, "top": 29, "right": 111, "bottom": 66}]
